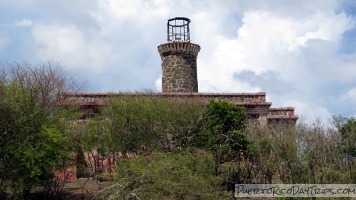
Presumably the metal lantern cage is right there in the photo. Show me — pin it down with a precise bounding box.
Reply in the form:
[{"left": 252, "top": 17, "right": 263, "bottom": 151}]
[{"left": 167, "top": 17, "right": 191, "bottom": 42}]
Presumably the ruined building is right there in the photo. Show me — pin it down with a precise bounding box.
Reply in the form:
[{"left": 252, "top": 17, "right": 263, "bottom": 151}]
[{"left": 62, "top": 17, "right": 298, "bottom": 125}]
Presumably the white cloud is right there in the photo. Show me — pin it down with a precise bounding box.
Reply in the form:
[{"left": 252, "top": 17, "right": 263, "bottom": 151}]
[
  {"left": 192, "top": 7, "right": 355, "bottom": 122},
  {"left": 197, "top": 9, "right": 354, "bottom": 85},
  {"left": 106, "top": 0, "right": 170, "bottom": 19},
  {"left": 347, "top": 87, "right": 356, "bottom": 100},
  {"left": 343, "top": 87, "right": 356, "bottom": 103},
  {"left": 1, "top": 0, "right": 356, "bottom": 123},
  {"left": 0, "top": 19, "right": 33, "bottom": 28},
  {"left": 284, "top": 100, "right": 332, "bottom": 124},
  {"left": 31, "top": 22, "right": 113, "bottom": 72},
  {"left": 13, "top": 19, "right": 33, "bottom": 27},
  {"left": 329, "top": 55, "right": 356, "bottom": 83},
  {"left": 155, "top": 74, "right": 162, "bottom": 91}
]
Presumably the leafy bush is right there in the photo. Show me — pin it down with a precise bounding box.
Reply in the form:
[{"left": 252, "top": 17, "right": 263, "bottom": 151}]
[
  {"left": 92, "top": 149, "right": 231, "bottom": 200},
  {"left": 192, "top": 100, "right": 248, "bottom": 175},
  {"left": 0, "top": 62, "right": 82, "bottom": 198},
  {"left": 90, "top": 95, "right": 205, "bottom": 154}
]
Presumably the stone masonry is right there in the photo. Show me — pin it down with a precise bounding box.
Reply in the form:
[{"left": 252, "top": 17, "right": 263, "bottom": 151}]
[
  {"left": 158, "top": 42, "right": 200, "bottom": 92},
  {"left": 61, "top": 92, "right": 298, "bottom": 125}
]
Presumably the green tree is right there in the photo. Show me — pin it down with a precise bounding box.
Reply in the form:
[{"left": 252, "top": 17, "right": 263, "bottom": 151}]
[
  {"left": 96, "top": 95, "right": 204, "bottom": 154},
  {"left": 333, "top": 116, "right": 356, "bottom": 182},
  {"left": 0, "top": 62, "right": 83, "bottom": 198},
  {"left": 243, "top": 124, "right": 300, "bottom": 184},
  {"left": 196, "top": 100, "right": 248, "bottom": 175}
]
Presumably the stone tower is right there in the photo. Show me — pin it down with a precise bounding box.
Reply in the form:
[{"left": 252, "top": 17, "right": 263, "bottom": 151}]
[{"left": 158, "top": 17, "right": 200, "bottom": 93}]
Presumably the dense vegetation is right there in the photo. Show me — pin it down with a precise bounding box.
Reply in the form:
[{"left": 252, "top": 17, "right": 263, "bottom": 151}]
[
  {"left": 0, "top": 62, "right": 83, "bottom": 199},
  {"left": 0, "top": 63, "right": 355, "bottom": 199}
]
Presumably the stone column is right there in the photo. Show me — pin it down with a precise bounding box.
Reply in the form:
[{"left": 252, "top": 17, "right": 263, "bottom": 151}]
[
  {"left": 158, "top": 42, "right": 200, "bottom": 93},
  {"left": 258, "top": 114, "right": 268, "bottom": 127}
]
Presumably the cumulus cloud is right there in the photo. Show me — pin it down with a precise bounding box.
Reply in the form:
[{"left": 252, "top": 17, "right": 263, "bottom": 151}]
[
  {"left": 342, "top": 87, "right": 356, "bottom": 103},
  {"left": 195, "top": 6, "right": 356, "bottom": 122},
  {"left": 347, "top": 88, "right": 356, "bottom": 100},
  {"left": 233, "top": 70, "right": 293, "bottom": 94},
  {"left": 283, "top": 100, "right": 332, "bottom": 124},
  {"left": 0, "top": 0, "right": 356, "bottom": 123},
  {"left": 31, "top": 22, "right": 113, "bottom": 72}
]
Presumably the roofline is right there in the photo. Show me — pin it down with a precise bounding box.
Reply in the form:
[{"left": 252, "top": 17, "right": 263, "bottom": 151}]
[
  {"left": 267, "top": 115, "right": 299, "bottom": 119},
  {"left": 62, "top": 92, "right": 267, "bottom": 97},
  {"left": 269, "top": 107, "right": 295, "bottom": 111}
]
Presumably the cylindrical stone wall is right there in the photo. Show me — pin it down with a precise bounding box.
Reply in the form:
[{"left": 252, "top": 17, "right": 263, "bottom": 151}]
[{"left": 158, "top": 42, "right": 200, "bottom": 93}]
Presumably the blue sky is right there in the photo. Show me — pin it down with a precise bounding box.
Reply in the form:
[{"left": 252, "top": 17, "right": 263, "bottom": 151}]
[{"left": 0, "top": 0, "right": 355, "bottom": 124}]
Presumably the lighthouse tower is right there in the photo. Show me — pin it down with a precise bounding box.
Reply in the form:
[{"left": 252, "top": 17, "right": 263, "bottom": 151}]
[{"left": 158, "top": 17, "right": 200, "bottom": 93}]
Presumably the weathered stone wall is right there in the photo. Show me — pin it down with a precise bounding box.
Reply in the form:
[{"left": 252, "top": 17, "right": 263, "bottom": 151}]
[
  {"left": 62, "top": 92, "right": 298, "bottom": 125},
  {"left": 162, "top": 54, "right": 198, "bottom": 92},
  {"left": 158, "top": 42, "right": 200, "bottom": 93},
  {"left": 268, "top": 107, "right": 295, "bottom": 116},
  {"left": 62, "top": 92, "right": 268, "bottom": 105}
]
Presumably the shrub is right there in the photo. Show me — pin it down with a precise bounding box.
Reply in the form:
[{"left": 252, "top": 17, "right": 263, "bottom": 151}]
[{"left": 92, "top": 149, "right": 231, "bottom": 199}]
